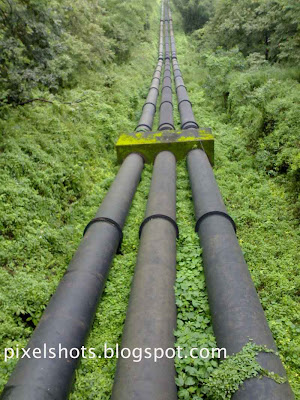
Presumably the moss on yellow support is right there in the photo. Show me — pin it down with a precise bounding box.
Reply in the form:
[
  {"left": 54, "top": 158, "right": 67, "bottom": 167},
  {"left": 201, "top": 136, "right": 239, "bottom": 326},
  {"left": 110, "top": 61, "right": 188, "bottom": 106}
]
[{"left": 116, "top": 128, "right": 214, "bottom": 165}]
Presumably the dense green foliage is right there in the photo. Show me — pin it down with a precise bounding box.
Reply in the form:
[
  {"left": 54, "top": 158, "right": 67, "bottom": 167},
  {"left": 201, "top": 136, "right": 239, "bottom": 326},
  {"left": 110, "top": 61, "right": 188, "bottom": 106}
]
[
  {"left": 0, "top": 0, "right": 152, "bottom": 104},
  {"left": 196, "top": 50, "right": 300, "bottom": 212},
  {"left": 180, "top": 0, "right": 300, "bottom": 63},
  {"left": 171, "top": 7, "right": 300, "bottom": 398},
  {"left": 173, "top": 0, "right": 213, "bottom": 32},
  {"left": 202, "top": 0, "right": 300, "bottom": 63},
  {"left": 0, "top": 0, "right": 159, "bottom": 394},
  {"left": 181, "top": 0, "right": 300, "bottom": 212},
  {"left": 0, "top": 0, "right": 299, "bottom": 399}
]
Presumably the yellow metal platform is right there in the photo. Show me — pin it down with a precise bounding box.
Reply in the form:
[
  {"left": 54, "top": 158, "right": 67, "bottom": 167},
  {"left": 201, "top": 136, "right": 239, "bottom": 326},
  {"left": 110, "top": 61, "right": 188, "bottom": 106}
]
[{"left": 116, "top": 128, "right": 214, "bottom": 164}]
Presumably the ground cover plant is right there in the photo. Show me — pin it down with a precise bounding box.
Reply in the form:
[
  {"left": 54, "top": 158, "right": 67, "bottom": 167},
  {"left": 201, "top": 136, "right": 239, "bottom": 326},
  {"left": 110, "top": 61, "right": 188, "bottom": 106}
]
[
  {"left": 171, "top": 5, "right": 299, "bottom": 398},
  {"left": 0, "top": 0, "right": 299, "bottom": 399},
  {"left": 0, "top": 0, "right": 159, "bottom": 394}
]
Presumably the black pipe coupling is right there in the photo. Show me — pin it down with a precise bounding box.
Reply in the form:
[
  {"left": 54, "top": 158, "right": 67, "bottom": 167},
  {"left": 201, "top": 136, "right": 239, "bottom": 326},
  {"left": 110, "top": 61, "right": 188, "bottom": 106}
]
[
  {"left": 135, "top": 123, "right": 152, "bottom": 132},
  {"left": 158, "top": 123, "right": 176, "bottom": 131},
  {"left": 176, "top": 84, "right": 186, "bottom": 92},
  {"left": 159, "top": 100, "right": 174, "bottom": 110},
  {"left": 83, "top": 217, "right": 124, "bottom": 253},
  {"left": 139, "top": 214, "right": 179, "bottom": 239},
  {"left": 195, "top": 211, "right": 236, "bottom": 234},
  {"left": 162, "top": 85, "right": 172, "bottom": 91},
  {"left": 178, "top": 99, "right": 192, "bottom": 109},
  {"left": 142, "top": 102, "right": 156, "bottom": 111},
  {"left": 181, "top": 120, "right": 199, "bottom": 129}
]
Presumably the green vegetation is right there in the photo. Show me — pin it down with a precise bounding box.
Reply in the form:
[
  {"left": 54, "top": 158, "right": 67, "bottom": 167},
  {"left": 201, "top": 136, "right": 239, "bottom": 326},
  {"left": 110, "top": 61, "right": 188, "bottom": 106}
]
[
  {"left": 183, "top": 0, "right": 300, "bottom": 213},
  {"left": 0, "top": 0, "right": 299, "bottom": 399},
  {"left": 0, "top": 0, "right": 159, "bottom": 395},
  {"left": 0, "top": 0, "right": 153, "bottom": 105},
  {"left": 172, "top": 0, "right": 213, "bottom": 32},
  {"left": 171, "top": 2, "right": 300, "bottom": 397}
]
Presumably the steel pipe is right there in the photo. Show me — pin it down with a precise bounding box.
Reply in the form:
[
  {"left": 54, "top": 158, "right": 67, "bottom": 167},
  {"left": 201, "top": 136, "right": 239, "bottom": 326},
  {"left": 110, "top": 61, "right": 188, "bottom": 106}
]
[
  {"left": 111, "top": 151, "right": 177, "bottom": 400},
  {"left": 0, "top": 153, "right": 144, "bottom": 400},
  {"left": 187, "top": 149, "right": 294, "bottom": 400},
  {"left": 135, "top": 5, "right": 165, "bottom": 133},
  {"left": 158, "top": 65, "right": 175, "bottom": 130},
  {"left": 158, "top": 17, "right": 174, "bottom": 131},
  {"left": 167, "top": 4, "right": 198, "bottom": 129},
  {"left": 162, "top": 75, "right": 172, "bottom": 88}
]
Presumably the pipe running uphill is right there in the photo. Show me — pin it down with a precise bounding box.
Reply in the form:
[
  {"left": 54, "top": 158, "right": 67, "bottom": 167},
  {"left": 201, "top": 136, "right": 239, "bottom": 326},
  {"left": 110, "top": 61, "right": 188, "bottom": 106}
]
[
  {"left": 0, "top": 153, "right": 144, "bottom": 400},
  {"left": 158, "top": 9, "right": 175, "bottom": 131},
  {"left": 187, "top": 150, "right": 294, "bottom": 400},
  {"left": 111, "top": 151, "right": 177, "bottom": 400},
  {"left": 112, "top": 12, "right": 177, "bottom": 398},
  {"left": 166, "top": 1, "right": 294, "bottom": 396},
  {"left": 135, "top": 2, "right": 165, "bottom": 133},
  {"left": 1, "top": 2, "right": 167, "bottom": 398},
  {"left": 168, "top": 7, "right": 198, "bottom": 130}
]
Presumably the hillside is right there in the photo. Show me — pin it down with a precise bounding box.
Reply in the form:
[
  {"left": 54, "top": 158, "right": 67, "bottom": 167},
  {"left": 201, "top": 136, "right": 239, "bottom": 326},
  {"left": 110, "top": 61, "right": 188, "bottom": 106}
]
[{"left": 0, "top": 0, "right": 299, "bottom": 399}]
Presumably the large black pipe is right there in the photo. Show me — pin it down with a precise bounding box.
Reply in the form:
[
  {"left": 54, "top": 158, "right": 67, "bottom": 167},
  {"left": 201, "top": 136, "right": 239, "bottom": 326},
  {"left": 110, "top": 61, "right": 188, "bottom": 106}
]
[
  {"left": 168, "top": 6, "right": 199, "bottom": 130},
  {"left": 158, "top": 60, "right": 174, "bottom": 131},
  {"left": 1, "top": 153, "right": 144, "bottom": 400},
  {"left": 111, "top": 151, "right": 177, "bottom": 400},
  {"left": 158, "top": 12, "right": 175, "bottom": 131},
  {"left": 135, "top": 61, "right": 163, "bottom": 132},
  {"left": 187, "top": 149, "right": 294, "bottom": 400},
  {"left": 136, "top": 2, "right": 165, "bottom": 132}
]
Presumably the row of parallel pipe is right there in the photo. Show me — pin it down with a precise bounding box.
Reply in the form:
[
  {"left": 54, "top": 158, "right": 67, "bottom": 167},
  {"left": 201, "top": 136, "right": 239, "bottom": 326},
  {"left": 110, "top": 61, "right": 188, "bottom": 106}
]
[
  {"left": 0, "top": 3, "right": 168, "bottom": 399},
  {"left": 135, "top": 3, "right": 165, "bottom": 132},
  {"left": 168, "top": 8, "right": 199, "bottom": 130},
  {"left": 158, "top": 9, "right": 175, "bottom": 131},
  {"left": 112, "top": 3, "right": 177, "bottom": 398}
]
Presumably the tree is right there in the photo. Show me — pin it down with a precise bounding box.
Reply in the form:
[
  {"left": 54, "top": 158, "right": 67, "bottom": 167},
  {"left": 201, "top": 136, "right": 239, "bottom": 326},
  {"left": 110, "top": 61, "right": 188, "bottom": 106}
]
[{"left": 199, "top": 0, "right": 300, "bottom": 63}]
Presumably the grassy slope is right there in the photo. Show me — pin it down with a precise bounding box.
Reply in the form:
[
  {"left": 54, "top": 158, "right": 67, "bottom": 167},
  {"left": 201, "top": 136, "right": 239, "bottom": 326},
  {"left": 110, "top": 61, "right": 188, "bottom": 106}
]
[
  {"left": 0, "top": 2, "right": 299, "bottom": 400},
  {"left": 0, "top": 1, "right": 159, "bottom": 396},
  {"left": 173, "top": 22, "right": 299, "bottom": 398}
]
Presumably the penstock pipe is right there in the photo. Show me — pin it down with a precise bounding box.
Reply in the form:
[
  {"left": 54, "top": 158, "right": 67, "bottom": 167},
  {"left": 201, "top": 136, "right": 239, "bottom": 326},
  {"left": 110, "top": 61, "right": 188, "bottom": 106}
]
[
  {"left": 136, "top": 2, "right": 165, "bottom": 133},
  {"left": 158, "top": 12, "right": 175, "bottom": 131},
  {"left": 168, "top": 5, "right": 199, "bottom": 130},
  {"left": 111, "top": 151, "right": 177, "bottom": 400},
  {"left": 187, "top": 149, "right": 294, "bottom": 400},
  {"left": 0, "top": 153, "right": 144, "bottom": 400}
]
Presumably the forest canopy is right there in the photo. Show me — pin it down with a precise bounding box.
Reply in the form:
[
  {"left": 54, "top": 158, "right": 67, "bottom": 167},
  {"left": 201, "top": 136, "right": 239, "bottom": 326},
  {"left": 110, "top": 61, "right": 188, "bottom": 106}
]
[
  {"left": 173, "top": 0, "right": 300, "bottom": 212},
  {"left": 0, "top": 0, "right": 153, "bottom": 105},
  {"left": 174, "top": 0, "right": 300, "bottom": 63}
]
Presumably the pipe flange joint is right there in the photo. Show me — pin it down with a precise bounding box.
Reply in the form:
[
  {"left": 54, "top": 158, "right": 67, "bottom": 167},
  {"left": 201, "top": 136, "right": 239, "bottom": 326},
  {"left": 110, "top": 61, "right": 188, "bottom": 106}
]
[
  {"left": 142, "top": 102, "right": 156, "bottom": 112},
  {"left": 135, "top": 123, "right": 152, "bottom": 131},
  {"left": 139, "top": 214, "right": 179, "bottom": 239},
  {"left": 83, "top": 217, "right": 124, "bottom": 253},
  {"left": 181, "top": 121, "right": 199, "bottom": 129},
  {"left": 178, "top": 99, "right": 192, "bottom": 110},
  {"left": 195, "top": 211, "right": 237, "bottom": 233}
]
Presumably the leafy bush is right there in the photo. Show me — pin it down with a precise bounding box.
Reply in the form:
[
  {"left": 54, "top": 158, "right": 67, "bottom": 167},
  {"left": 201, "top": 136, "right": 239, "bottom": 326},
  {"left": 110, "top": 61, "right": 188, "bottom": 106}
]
[
  {"left": 172, "top": 27, "right": 299, "bottom": 398},
  {"left": 190, "top": 48, "right": 300, "bottom": 212},
  {"left": 0, "top": 0, "right": 153, "bottom": 105},
  {"left": 173, "top": 0, "right": 213, "bottom": 33},
  {"left": 228, "top": 67, "right": 300, "bottom": 200},
  {"left": 200, "top": 0, "right": 300, "bottom": 63}
]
